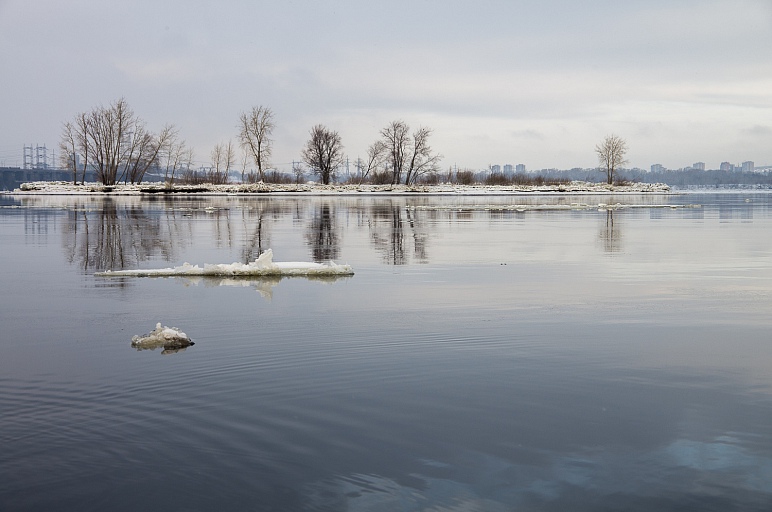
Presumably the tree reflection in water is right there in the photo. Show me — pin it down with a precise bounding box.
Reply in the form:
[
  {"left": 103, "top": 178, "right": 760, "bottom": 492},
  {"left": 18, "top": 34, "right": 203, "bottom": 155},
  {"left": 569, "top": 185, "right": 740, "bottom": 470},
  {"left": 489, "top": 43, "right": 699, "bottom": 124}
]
[
  {"left": 368, "top": 200, "right": 428, "bottom": 265},
  {"left": 48, "top": 195, "right": 640, "bottom": 274},
  {"left": 599, "top": 209, "right": 623, "bottom": 253},
  {"left": 62, "top": 199, "right": 181, "bottom": 272},
  {"left": 306, "top": 203, "right": 340, "bottom": 262},
  {"left": 241, "top": 200, "right": 278, "bottom": 263}
]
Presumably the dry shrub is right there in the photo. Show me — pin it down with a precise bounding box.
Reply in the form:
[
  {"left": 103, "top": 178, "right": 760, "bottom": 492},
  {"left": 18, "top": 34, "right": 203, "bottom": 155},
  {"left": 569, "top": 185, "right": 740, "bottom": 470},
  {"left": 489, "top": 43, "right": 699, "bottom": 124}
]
[
  {"left": 369, "top": 170, "right": 393, "bottom": 185},
  {"left": 455, "top": 170, "right": 475, "bottom": 185},
  {"left": 180, "top": 170, "right": 207, "bottom": 185},
  {"left": 243, "top": 171, "right": 293, "bottom": 184},
  {"left": 417, "top": 172, "right": 441, "bottom": 185},
  {"left": 484, "top": 173, "right": 510, "bottom": 186},
  {"left": 264, "top": 171, "right": 293, "bottom": 184}
]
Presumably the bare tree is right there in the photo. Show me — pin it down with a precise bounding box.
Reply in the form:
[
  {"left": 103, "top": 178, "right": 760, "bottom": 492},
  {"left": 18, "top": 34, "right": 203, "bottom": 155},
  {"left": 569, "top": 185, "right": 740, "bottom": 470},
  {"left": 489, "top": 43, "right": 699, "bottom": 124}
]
[
  {"left": 377, "top": 120, "right": 442, "bottom": 185},
  {"left": 162, "top": 134, "right": 191, "bottom": 185},
  {"left": 381, "top": 120, "right": 411, "bottom": 184},
  {"left": 183, "top": 147, "right": 195, "bottom": 181},
  {"left": 148, "top": 124, "right": 176, "bottom": 183},
  {"left": 223, "top": 140, "right": 236, "bottom": 182},
  {"left": 206, "top": 141, "right": 234, "bottom": 184},
  {"left": 405, "top": 127, "right": 442, "bottom": 185},
  {"left": 292, "top": 161, "right": 306, "bottom": 184},
  {"left": 123, "top": 121, "right": 168, "bottom": 184},
  {"left": 596, "top": 134, "right": 629, "bottom": 185},
  {"left": 301, "top": 124, "right": 345, "bottom": 185},
  {"left": 59, "top": 121, "right": 78, "bottom": 184},
  {"left": 60, "top": 99, "right": 171, "bottom": 186},
  {"left": 75, "top": 112, "right": 90, "bottom": 184},
  {"left": 238, "top": 106, "right": 275, "bottom": 181},
  {"left": 87, "top": 98, "right": 137, "bottom": 185},
  {"left": 358, "top": 140, "right": 387, "bottom": 184},
  {"left": 59, "top": 100, "right": 128, "bottom": 186},
  {"left": 240, "top": 148, "right": 249, "bottom": 183},
  {"left": 211, "top": 143, "right": 224, "bottom": 179}
]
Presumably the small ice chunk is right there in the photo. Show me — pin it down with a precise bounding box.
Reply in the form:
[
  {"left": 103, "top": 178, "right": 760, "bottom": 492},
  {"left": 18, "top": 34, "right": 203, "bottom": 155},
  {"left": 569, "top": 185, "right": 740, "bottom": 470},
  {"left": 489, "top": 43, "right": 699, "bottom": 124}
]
[{"left": 131, "top": 322, "right": 194, "bottom": 353}]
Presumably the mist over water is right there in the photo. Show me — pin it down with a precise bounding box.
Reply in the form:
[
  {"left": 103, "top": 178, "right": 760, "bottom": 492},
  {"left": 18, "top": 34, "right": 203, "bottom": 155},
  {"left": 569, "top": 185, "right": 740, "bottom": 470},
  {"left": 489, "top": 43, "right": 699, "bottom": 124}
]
[{"left": 1, "top": 193, "right": 772, "bottom": 511}]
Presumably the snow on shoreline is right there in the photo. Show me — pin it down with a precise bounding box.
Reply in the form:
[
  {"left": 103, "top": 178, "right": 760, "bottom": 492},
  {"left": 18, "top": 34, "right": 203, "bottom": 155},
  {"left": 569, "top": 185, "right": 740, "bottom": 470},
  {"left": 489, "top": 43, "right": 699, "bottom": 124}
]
[
  {"left": 7, "top": 180, "right": 671, "bottom": 196},
  {"left": 96, "top": 248, "right": 354, "bottom": 278}
]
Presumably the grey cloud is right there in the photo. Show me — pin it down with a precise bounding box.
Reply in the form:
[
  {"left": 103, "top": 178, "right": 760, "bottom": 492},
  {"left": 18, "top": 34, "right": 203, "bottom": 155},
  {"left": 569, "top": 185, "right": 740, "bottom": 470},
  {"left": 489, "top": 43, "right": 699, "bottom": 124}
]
[
  {"left": 0, "top": 0, "right": 770, "bottom": 170},
  {"left": 743, "top": 125, "right": 772, "bottom": 137}
]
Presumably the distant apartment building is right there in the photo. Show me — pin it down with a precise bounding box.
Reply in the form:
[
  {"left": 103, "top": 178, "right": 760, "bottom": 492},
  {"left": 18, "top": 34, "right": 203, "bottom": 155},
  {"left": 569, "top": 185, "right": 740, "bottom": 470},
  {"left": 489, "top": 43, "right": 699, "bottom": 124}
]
[
  {"left": 515, "top": 164, "right": 526, "bottom": 173},
  {"left": 692, "top": 162, "right": 705, "bottom": 171},
  {"left": 742, "top": 161, "right": 755, "bottom": 172},
  {"left": 503, "top": 164, "right": 514, "bottom": 176},
  {"left": 651, "top": 164, "right": 665, "bottom": 173},
  {"left": 720, "top": 162, "right": 732, "bottom": 171}
]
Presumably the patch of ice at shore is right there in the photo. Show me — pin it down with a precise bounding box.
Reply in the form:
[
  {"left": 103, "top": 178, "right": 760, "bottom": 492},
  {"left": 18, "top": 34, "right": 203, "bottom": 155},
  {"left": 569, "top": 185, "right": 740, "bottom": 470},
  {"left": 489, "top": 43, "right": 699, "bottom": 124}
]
[{"left": 96, "top": 249, "right": 354, "bottom": 277}]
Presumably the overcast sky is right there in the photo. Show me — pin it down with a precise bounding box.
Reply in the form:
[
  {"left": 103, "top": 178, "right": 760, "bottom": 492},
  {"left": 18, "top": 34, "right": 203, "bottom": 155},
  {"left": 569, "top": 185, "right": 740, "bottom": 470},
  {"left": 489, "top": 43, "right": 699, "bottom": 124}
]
[{"left": 1, "top": 0, "right": 770, "bottom": 171}]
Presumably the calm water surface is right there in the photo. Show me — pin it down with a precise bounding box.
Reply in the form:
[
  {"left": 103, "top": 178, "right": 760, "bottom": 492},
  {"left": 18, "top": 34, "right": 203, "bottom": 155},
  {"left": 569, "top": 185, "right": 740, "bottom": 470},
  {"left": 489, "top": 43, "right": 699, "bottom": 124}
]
[{"left": 1, "top": 192, "right": 772, "bottom": 511}]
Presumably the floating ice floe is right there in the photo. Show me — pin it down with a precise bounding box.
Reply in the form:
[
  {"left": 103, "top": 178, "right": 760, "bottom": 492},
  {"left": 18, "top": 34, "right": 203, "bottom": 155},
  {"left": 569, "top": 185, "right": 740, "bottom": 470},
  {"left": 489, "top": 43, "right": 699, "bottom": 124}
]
[
  {"left": 131, "top": 322, "right": 194, "bottom": 354},
  {"left": 410, "top": 202, "right": 700, "bottom": 212},
  {"left": 96, "top": 249, "right": 354, "bottom": 277}
]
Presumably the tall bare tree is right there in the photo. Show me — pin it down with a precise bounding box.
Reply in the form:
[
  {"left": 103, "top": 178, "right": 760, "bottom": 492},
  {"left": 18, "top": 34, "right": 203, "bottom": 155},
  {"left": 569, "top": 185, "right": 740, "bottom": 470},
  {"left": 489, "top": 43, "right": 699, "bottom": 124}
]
[
  {"left": 378, "top": 120, "right": 442, "bottom": 185},
  {"left": 207, "top": 140, "right": 235, "bottom": 184},
  {"left": 162, "top": 133, "right": 191, "bottom": 185},
  {"left": 59, "top": 121, "right": 79, "bottom": 185},
  {"left": 60, "top": 99, "right": 171, "bottom": 185},
  {"left": 292, "top": 161, "right": 306, "bottom": 184},
  {"left": 223, "top": 140, "right": 236, "bottom": 181},
  {"left": 240, "top": 148, "right": 249, "bottom": 183},
  {"left": 358, "top": 140, "right": 387, "bottom": 184},
  {"left": 123, "top": 121, "right": 170, "bottom": 184},
  {"left": 404, "top": 127, "right": 442, "bottom": 185},
  {"left": 211, "top": 144, "right": 224, "bottom": 174},
  {"left": 75, "top": 112, "right": 90, "bottom": 184},
  {"left": 148, "top": 125, "right": 177, "bottom": 183},
  {"left": 596, "top": 134, "right": 629, "bottom": 185},
  {"left": 301, "top": 124, "right": 345, "bottom": 185},
  {"left": 238, "top": 106, "right": 275, "bottom": 181},
  {"left": 381, "top": 120, "right": 411, "bottom": 184}
]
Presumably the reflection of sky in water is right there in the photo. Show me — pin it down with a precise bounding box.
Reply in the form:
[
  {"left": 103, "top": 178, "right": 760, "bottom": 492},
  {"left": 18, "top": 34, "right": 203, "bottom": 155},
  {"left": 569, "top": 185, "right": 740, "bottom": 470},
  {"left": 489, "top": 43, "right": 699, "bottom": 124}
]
[
  {"left": 304, "top": 437, "right": 772, "bottom": 510},
  {"left": 666, "top": 436, "right": 772, "bottom": 480},
  {"left": 4, "top": 192, "right": 772, "bottom": 511}
]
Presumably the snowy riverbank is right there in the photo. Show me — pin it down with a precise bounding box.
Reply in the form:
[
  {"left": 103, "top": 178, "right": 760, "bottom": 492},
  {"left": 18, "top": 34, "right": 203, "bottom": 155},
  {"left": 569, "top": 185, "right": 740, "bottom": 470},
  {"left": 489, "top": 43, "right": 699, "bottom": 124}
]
[{"left": 7, "top": 181, "right": 671, "bottom": 196}]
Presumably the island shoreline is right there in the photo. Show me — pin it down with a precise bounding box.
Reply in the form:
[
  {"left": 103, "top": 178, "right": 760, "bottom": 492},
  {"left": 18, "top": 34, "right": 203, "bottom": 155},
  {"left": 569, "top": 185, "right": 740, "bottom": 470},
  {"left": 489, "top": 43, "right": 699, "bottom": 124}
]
[{"left": 4, "top": 181, "right": 672, "bottom": 196}]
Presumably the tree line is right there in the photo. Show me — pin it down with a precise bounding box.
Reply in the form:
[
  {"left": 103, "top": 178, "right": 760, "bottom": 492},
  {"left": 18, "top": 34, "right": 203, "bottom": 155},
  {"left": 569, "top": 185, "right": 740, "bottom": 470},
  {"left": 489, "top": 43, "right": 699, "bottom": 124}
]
[
  {"left": 60, "top": 97, "right": 645, "bottom": 188},
  {"left": 59, "top": 99, "right": 443, "bottom": 186}
]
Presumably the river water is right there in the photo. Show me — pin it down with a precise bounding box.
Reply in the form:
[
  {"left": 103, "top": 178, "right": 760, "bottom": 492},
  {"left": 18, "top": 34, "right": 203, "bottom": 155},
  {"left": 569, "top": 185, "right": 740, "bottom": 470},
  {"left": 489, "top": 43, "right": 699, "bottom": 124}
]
[{"left": 1, "top": 192, "right": 771, "bottom": 511}]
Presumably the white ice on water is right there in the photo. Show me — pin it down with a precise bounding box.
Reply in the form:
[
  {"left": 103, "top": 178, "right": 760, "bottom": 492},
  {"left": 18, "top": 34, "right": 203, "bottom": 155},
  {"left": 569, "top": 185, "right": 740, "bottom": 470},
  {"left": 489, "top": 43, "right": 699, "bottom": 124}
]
[
  {"left": 131, "top": 322, "right": 194, "bottom": 352},
  {"left": 410, "top": 202, "right": 700, "bottom": 212},
  {"left": 96, "top": 249, "right": 354, "bottom": 277}
]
